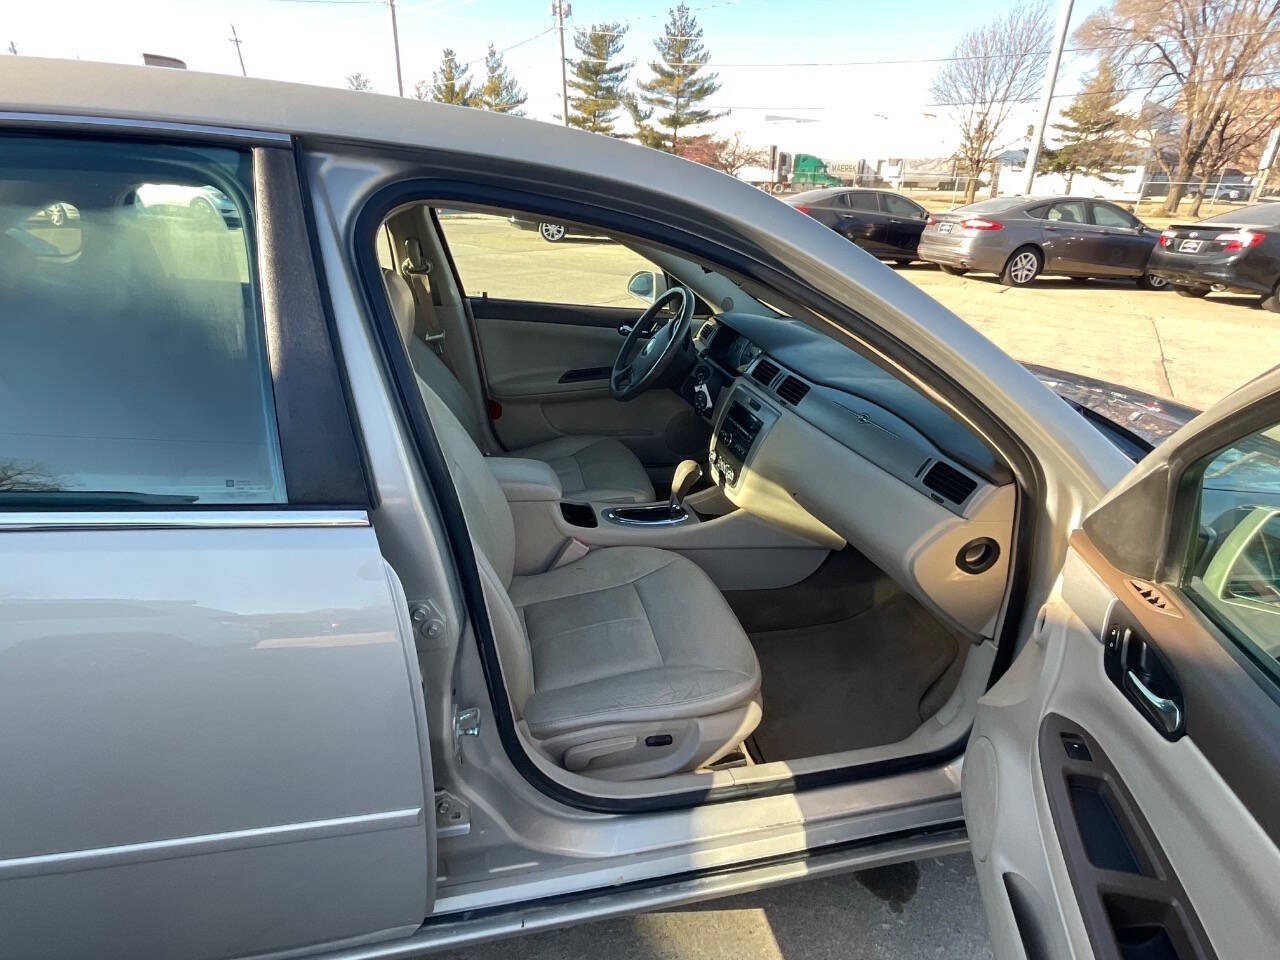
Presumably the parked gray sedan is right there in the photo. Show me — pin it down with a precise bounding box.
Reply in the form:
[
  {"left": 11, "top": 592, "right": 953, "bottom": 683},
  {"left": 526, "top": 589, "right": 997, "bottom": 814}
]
[{"left": 918, "top": 196, "right": 1168, "bottom": 288}]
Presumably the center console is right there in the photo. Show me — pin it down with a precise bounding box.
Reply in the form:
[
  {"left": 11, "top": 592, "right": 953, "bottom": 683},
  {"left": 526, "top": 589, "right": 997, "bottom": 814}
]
[{"left": 709, "top": 388, "right": 778, "bottom": 491}]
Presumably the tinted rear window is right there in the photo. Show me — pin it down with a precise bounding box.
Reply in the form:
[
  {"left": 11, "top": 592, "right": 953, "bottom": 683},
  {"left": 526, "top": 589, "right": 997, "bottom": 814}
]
[
  {"left": 1200, "top": 203, "right": 1280, "bottom": 227},
  {"left": 953, "top": 197, "right": 1024, "bottom": 215}
]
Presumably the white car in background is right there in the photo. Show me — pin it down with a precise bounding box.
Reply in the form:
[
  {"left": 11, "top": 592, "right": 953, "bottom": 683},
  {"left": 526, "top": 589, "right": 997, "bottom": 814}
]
[{"left": 134, "top": 182, "right": 240, "bottom": 226}]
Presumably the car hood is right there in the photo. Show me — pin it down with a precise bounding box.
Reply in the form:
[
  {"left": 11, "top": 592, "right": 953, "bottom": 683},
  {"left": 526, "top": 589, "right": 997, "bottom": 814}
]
[{"left": 1025, "top": 364, "right": 1199, "bottom": 450}]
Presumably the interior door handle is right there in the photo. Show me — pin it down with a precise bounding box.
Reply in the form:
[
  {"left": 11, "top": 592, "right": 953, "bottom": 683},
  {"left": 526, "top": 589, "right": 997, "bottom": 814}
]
[
  {"left": 618, "top": 324, "right": 633, "bottom": 336},
  {"left": 1124, "top": 670, "right": 1182, "bottom": 735}
]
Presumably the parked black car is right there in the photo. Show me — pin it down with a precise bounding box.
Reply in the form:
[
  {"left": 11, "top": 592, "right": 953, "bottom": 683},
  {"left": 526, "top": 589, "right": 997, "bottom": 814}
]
[
  {"left": 1147, "top": 202, "right": 1280, "bottom": 311},
  {"left": 787, "top": 187, "right": 930, "bottom": 263}
]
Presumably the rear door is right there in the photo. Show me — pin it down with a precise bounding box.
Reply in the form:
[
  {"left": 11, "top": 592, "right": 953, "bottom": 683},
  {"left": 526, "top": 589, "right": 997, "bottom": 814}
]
[
  {"left": 434, "top": 209, "right": 706, "bottom": 470},
  {"left": 0, "top": 128, "right": 434, "bottom": 960},
  {"left": 1082, "top": 201, "right": 1154, "bottom": 277},
  {"left": 966, "top": 369, "right": 1280, "bottom": 959},
  {"left": 838, "top": 190, "right": 894, "bottom": 255},
  {"left": 1039, "top": 200, "right": 1092, "bottom": 273}
]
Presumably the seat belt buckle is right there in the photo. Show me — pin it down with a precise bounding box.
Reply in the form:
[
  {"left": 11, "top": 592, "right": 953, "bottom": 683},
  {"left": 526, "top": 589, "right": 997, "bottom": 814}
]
[{"left": 551, "top": 537, "right": 590, "bottom": 569}]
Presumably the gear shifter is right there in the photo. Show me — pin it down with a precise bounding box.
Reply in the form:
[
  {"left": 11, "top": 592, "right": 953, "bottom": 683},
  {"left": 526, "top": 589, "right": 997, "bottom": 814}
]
[{"left": 668, "top": 459, "right": 704, "bottom": 517}]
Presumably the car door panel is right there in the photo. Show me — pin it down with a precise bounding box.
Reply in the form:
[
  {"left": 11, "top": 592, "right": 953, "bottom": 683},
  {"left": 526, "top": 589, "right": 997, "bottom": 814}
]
[
  {"left": 470, "top": 298, "right": 708, "bottom": 466},
  {"left": 0, "top": 517, "right": 434, "bottom": 960},
  {"left": 967, "top": 376, "right": 1280, "bottom": 960}
]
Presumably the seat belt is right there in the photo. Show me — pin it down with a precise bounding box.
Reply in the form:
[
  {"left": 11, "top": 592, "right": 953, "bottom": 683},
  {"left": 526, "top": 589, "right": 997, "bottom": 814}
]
[{"left": 399, "top": 237, "right": 446, "bottom": 356}]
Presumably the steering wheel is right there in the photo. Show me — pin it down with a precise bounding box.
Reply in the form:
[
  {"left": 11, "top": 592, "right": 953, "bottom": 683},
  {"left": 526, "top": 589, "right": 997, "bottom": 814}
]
[{"left": 611, "top": 286, "right": 695, "bottom": 401}]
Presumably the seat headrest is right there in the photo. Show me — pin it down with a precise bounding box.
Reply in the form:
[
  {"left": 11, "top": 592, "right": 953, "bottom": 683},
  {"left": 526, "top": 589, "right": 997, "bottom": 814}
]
[{"left": 381, "top": 268, "right": 415, "bottom": 345}]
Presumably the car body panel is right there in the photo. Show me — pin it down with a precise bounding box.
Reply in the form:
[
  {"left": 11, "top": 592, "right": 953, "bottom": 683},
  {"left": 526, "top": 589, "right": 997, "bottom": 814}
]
[{"left": 0, "top": 515, "right": 434, "bottom": 960}]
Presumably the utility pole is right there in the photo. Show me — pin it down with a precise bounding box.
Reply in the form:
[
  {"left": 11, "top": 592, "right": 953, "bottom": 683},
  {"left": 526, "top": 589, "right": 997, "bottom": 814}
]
[
  {"left": 551, "top": 1, "right": 571, "bottom": 126},
  {"left": 228, "top": 24, "right": 246, "bottom": 76},
  {"left": 1021, "top": 0, "right": 1074, "bottom": 195},
  {"left": 388, "top": 0, "right": 404, "bottom": 97}
]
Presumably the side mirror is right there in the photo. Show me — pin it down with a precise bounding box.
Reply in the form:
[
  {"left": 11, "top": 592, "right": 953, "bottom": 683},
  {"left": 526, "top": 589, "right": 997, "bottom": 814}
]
[{"left": 626, "top": 270, "right": 667, "bottom": 304}]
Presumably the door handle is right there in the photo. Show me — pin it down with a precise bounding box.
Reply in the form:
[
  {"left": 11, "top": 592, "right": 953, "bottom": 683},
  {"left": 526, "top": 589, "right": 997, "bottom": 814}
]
[
  {"left": 1124, "top": 670, "right": 1182, "bottom": 736},
  {"left": 618, "top": 324, "right": 633, "bottom": 337}
]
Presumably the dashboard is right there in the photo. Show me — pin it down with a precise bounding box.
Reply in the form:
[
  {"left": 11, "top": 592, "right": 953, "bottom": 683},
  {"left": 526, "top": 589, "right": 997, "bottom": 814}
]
[{"left": 680, "top": 313, "right": 1017, "bottom": 639}]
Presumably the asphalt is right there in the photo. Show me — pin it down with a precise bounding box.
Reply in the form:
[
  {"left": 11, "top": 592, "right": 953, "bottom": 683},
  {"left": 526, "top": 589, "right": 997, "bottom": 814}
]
[{"left": 436, "top": 855, "right": 993, "bottom": 960}]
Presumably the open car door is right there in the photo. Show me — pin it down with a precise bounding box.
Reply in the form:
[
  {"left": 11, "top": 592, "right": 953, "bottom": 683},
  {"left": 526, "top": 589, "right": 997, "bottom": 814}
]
[{"left": 964, "top": 368, "right": 1280, "bottom": 960}]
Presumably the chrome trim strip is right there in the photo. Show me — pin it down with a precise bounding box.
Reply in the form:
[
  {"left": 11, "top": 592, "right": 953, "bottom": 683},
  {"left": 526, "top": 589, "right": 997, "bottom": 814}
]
[
  {"left": 0, "top": 808, "right": 423, "bottom": 879},
  {"left": 0, "top": 509, "right": 370, "bottom": 531},
  {"left": 0, "top": 111, "right": 292, "bottom": 144}
]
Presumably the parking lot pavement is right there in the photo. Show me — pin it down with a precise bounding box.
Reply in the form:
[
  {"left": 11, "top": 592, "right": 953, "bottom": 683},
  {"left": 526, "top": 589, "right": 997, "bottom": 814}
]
[
  {"left": 901, "top": 265, "right": 1280, "bottom": 411},
  {"left": 436, "top": 855, "right": 992, "bottom": 960},
  {"left": 441, "top": 216, "right": 1280, "bottom": 411}
]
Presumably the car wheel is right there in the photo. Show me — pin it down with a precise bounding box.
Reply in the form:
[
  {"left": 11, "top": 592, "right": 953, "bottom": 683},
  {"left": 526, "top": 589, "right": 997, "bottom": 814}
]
[
  {"left": 1175, "top": 285, "right": 1211, "bottom": 298},
  {"left": 1139, "top": 274, "right": 1169, "bottom": 290},
  {"left": 539, "top": 222, "right": 567, "bottom": 242},
  {"left": 1261, "top": 282, "right": 1280, "bottom": 313},
  {"left": 939, "top": 265, "right": 967, "bottom": 276},
  {"left": 1001, "top": 246, "right": 1042, "bottom": 287}
]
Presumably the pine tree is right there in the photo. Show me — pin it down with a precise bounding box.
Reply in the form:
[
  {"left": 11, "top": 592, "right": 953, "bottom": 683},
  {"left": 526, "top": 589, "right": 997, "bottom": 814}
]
[
  {"left": 478, "top": 44, "right": 527, "bottom": 115},
  {"left": 566, "top": 22, "right": 632, "bottom": 134},
  {"left": 1039, "top": 64, "right": 1135, "bottom": 188},
  {"left": 416, "top": 48, "right": 477, "bottom": 106},
  {"left": 633, "top": 4, "right": 724, "bottom": 152}
]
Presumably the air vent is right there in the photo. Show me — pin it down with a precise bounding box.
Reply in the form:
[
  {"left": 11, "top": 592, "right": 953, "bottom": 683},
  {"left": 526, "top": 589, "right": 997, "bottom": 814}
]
[
  {"left": 751, "top": 358, "right": 780, "bottom": 386},
  {"left": 776, "top": 375, "right": 810, "bottom": 405},
  {"left": 922, "top": 461, "right": 978, "bottom": 504}
]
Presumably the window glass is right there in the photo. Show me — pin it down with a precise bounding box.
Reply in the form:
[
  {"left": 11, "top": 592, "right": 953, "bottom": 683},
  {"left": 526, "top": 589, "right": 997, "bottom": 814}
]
[
  {"left": 882, "top": 193, "right": 923, "bottom": 218},
  {"left": 1201, "top": 203, "right": 1280, "bottom": 227},
  {"left": 1092, "top": 203, "right": 1138, "bottom": 229},
  {"left": 0, "top": 134, "right": 284, "bottom": 506},
  {"left": 1047, "top": 201, "right": 1087, "bottom": 224},
  {"left": 955, "top": 197, "right": 1023, "bottom": 215},
  {"left": 437, "top": 210, "right": 664, "bottom": 307},
  {"left": 844, "top": 193, "right": 878, "bottom": 212},
  {"left": 1184, "top": 424, "right": 1280, "bottom": 683}
]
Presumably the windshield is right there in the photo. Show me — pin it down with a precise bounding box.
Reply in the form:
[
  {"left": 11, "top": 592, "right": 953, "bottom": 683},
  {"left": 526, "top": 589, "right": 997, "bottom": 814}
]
[{"left": 1200, "top": 203, "right": 1280, "bottom": 227}]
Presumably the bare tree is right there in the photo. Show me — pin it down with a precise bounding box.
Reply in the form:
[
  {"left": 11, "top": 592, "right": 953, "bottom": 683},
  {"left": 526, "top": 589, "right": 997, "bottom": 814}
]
[
  {"left": 1189, "top": 88, "right": 1280, "bottom": 214},
  {"left": 930, "top": 2, "right": 1051, "bottom": 204},
  {"left": 1079, "top": 0, "right": 1280, "bottom": 213},
  {"left": 679, "top": 132, "right": 771, "bottom": 177},
  {"left": 345, "top": 72, "right": 375, "bottom": 92},
  {"left": 0, "top": 462, "right": 60, "bottom": 492}
]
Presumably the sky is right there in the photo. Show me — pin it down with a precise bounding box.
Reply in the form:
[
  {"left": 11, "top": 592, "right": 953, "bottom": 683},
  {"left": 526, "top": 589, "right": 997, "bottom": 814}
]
[{"left": 3, "top": 0, "right": 1110, "bottom": 163}]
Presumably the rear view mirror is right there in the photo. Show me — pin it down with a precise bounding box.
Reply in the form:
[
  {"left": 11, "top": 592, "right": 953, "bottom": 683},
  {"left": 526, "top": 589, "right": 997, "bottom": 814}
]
[{"left": 626, "top": 270, "right": 667, "bottom": 304}]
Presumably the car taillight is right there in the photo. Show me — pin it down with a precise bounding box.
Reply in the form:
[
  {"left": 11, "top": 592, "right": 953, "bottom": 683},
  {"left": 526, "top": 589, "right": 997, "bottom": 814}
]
[
  {"left": 925, "top": 215, "right": 935, "bottom": 226},
  {"left": 1158, "top": 230, "right": 1175, "bottom": 247},
  {"left": 794, "top": 205, "right": 811, "bottom": 214},
  {"left": 960, "top": 217, "right": 1002, "bottom": 231},
  {"left": 1219, "top": 230, "right": 1264, "bottom": 251}
]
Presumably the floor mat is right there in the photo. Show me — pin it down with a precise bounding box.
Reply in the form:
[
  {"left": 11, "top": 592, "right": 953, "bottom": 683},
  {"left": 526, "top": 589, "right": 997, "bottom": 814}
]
[{"left": 748, "top": 592, "right": 964, "bottom": 761}]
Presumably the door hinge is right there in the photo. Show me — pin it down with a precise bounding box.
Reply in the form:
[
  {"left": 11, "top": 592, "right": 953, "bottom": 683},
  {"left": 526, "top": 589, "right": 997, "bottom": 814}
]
[
  {"left": 408, "top": 599, "right": 447, "bottom": 649},
  {"left": 434, "top": 790, "right": 470, "bottom": 838}
]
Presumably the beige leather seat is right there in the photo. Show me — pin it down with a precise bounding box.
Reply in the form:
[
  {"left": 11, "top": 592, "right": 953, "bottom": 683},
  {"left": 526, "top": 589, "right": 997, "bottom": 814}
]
[
  {"left": 383, "top": 271, "right": 655, "bottom": 504},
  {"left": 411, "top": 362, "right": 762, "bottom": 780}
]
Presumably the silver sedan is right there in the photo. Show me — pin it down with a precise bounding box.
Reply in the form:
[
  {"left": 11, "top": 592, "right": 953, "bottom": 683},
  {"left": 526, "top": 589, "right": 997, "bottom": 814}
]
[{"left": 918, "top": 195, "right": 1169, "bottom": 288}]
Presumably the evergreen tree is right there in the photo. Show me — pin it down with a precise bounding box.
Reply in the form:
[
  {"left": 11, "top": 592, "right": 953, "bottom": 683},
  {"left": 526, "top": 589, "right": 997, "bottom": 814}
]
[
  {"left": 478, "top": 44, "right": 527, "bottom": 115},
  {"left": 566, "top": 22, "right": 632, "bottom": 134},
  {"left": 416, "top": 48, "right": 477, "bottom": 106},
  {"left": 633, "top": 4, "right": 724, "bottom": 152},
  {"left": 1039, "top": 63, "right": 1136, "bottom": 187}
]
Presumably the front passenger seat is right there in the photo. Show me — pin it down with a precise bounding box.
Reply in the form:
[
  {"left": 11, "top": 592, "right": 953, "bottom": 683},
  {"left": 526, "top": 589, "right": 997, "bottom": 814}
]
[
  {"left": 383, "top": 270, "right": 655, "bottom": 504},
  {"left": 414, "top": 371, "right": 762, "bottom": 780}
]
